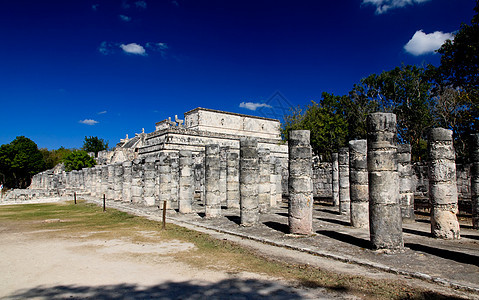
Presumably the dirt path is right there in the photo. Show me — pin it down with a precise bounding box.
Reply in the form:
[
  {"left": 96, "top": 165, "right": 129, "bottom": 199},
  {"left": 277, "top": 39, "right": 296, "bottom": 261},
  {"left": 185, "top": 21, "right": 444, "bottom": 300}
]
[{"left": 0, "top": 223, "right": 351, "bottom": 299}]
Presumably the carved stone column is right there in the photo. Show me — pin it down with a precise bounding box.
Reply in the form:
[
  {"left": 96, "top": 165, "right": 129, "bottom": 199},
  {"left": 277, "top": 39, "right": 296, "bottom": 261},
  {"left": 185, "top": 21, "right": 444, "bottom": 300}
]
[
  {"left": 428, "top": 128, "right": 460, "bottom": 239},
  {"left": 367, "top": 113, "right": 403, "bottom": 250},
  {"left": 288, "top": 130, "right": 313, "bottom": 235}
]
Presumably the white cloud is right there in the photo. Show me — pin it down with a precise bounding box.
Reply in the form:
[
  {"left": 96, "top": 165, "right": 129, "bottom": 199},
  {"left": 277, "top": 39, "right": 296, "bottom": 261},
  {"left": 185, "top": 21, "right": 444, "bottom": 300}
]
[
  {"left": 120, "top": 43, "right": 147, "bottom": 55},
  {"left": 119, "top": 14, "right": 131, "bottom": 22},
  {"left": 239, "top": 102, "right": 272, "bottom": 111},
  {"left": 362, "top": 0, "right": 430, "bottom": 14},
  {"left": 98, "top": 110, "right": 107, "bottom": 115},
  {"left": 404, "top": 30, "right": 454, "bottom": 56},
  {"left": 79, "top": 119, "right": 99, "bottom": 125},
  {"left": 135, "top": 1, "right": 147, "bottom": 9}
]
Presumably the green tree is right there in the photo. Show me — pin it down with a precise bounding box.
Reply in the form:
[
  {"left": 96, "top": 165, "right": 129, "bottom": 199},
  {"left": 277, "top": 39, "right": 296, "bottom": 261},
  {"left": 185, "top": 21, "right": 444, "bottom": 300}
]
[
  {"left": 82, "top": 136, "right": 108, "bottom": 156},
  {"left": 350, "top": 65, "right": 434, "bottom": 161},
  {"left": 431, "top": 2, "right": 479, "bottom": 160},
  {"left": 0, "top": 136, "right": 45, "bottom": 188},
  {"left": 40, "top": 147, "right": 73, "bottom": 169},
  {"left": 63, "top": 150, "right": 96, "bottom": 172},
  {"left": 282, "top": 92, "right": 349, "bottom": 159}
]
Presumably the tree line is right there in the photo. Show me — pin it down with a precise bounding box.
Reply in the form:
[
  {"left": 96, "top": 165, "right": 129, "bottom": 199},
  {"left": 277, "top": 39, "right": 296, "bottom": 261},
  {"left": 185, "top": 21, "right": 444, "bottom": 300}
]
[
  {"left": 0, "top": 136, "right": 108, "bottom": 189},
  {"left": 282, "top": 3, "right": 478, "bottom": 162}
]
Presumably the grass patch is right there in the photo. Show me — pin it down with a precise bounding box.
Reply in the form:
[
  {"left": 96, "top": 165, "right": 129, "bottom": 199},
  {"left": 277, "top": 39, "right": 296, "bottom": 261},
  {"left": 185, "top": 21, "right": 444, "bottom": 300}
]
[{"left": 0, "top": 201, "right": 468, "bottom": 300}]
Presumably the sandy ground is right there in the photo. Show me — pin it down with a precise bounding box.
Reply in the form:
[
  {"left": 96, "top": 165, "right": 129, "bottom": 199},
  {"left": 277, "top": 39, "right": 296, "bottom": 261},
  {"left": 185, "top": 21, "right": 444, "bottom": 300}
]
[{"left": 0, "top": 222, "right": 351, "bottom": 299}]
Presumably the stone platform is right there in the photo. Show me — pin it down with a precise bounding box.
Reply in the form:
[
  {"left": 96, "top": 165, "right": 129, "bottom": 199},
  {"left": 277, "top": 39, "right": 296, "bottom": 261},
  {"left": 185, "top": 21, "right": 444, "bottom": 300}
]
[{"left": 84, "top": 197, "right": 479, "bottom": 294}]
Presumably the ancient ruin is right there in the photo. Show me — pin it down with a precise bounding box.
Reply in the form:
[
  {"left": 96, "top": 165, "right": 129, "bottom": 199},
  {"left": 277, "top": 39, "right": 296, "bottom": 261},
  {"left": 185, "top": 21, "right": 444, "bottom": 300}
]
[
  {"left": 367, "top": 113, "right": 403, "bottom": 250},
  {"left": 428, "top": 128, "right": 460, "bottom": 239}
]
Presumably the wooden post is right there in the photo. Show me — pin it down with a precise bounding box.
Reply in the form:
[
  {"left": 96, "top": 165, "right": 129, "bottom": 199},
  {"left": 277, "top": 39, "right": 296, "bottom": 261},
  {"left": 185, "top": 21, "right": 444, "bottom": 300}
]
[
  {"left": 162, "top": 200, "right": 167, "bottom": 230},
  {"left": 74, "top": 192, "right": 77, "bottom": 205},
  {"left": 103, "top": 194, "right": 106, "bottom": 212}
]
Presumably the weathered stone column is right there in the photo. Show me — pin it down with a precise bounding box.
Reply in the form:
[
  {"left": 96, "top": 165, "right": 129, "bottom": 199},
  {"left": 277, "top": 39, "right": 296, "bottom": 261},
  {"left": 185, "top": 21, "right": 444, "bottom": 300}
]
[
  {"left": 398, "top": 144, "right": 415, "bottom": 222},
  {"left": 94, "top": 166, "right": 102, "bottom": 197},
  {"left": 240, "top": 137, "right": 260, "bottom": 226},
  {"left": 143, "top": 157, "right": 157, "bottom": 206},
  {"left": 367, "top": 112, "right": 403, "bottom": 250},
  {"left": 332, "top": 153, "right": 340, "bottom": 207},
  {"left": 349, "top": 139, "right": 368, "bottom": 228},
  {"left": 288, "top": 130, "right": 313, "bottom": 235},
  {"left": 273, "top": 158, "right": 283, "bottom": 206},
  {"left": 205, "top": 144, "right": 221, "bottom": 218},
  {"left": 428, "top": 128, "right": 460, "bottom": 239},
  {"left": 179, "top": 150, "right": 194, "bottom": 214},
  {"left": 169, "top": 152, "right": 179, "bottom": 209},
  {"left": 226, "top": 151, "right": 240, "bottom": 208},
  {"left": 106, "top": 165, "right": 115, "bottom": 201},
  {"left": 339, "top": 147, "right": 350, "bottom": 215},
  {"left": 131, "top": 159, "right": 143, "bottom": 204},
  {"left": 158, "top": 152, "right": 171, "bottom": 208},
  {"left": 471, "top": 134, "right": 479, "bottom": 229},
  {"left": 122, "top": 161, "right": 132, "bottom": 203},
  {"left": 258, "top": 148, "right": 271, "bottom": 213},
  {"left": 101, "top": 165, "right": 108, "bottom": 198},
  {"left": 219, "top": 147, "right": 228, "bottom": 206},
  {"left": 113, "top": 163, "right": 123, "bottom": 201}
]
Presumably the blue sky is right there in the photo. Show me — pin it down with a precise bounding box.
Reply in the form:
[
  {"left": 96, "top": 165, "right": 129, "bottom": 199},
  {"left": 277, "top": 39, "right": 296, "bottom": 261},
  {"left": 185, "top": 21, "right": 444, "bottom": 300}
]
[{"left": 0, "top": 0, "right": 475, "bottom": 150}]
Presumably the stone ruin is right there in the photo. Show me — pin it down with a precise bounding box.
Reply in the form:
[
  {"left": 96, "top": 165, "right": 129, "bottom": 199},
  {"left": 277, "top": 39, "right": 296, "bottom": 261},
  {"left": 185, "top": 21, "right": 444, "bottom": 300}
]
[{"left": 14, "top": 108, "right": 479, "bottom": 250}]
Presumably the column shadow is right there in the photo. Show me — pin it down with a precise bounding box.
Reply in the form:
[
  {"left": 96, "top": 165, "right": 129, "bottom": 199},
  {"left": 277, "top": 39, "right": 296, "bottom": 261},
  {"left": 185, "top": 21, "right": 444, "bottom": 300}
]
[
  {"left": 405, "top": 243, "right": 479, "bottom": 267},
  {"left": 264, "top": 221, "right": 289, "bottom": 234},
  {"left": 316, "top": 230, "right": 370, "bottom": 249},
  {"left": 317, "top": 217, "right": 350, "bottom": 227},
  {"left": 316, "top": 208, "right": 340, "bottom": 216},
  {"left": 462, "top": 234, "right": 479, "bottom": 241},
  {"left": 402, "top": 228, "right": 431, "bottom": 238},
  {"left": 225, "top": 215, "right": 241, "bottom": 225},
  {"left": 276, "top": 212, "right": 289, "bottom": 218}
]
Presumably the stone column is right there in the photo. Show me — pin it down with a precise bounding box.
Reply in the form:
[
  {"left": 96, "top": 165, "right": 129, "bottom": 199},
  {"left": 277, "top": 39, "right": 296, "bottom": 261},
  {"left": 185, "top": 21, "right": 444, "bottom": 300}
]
[
  {"left": 349, "top": 139, "right": 368, "bottom": 228},
  {"left": 226, "top": 151, "right": 240, "bottom": 208},
  {"left": 122, "top": 161, "right": 132, "bottom": 203},
  {"left": 131, "top": 159, "right": 143, "bottom": 204},
  {"left": 113, "top": 163, "right": 123, "bottom": 201},
  {"left": 101, "top": 165, "right": 108, "bottom": 198},
  {"left": 240, "top": 137, "right": 260, "bottom": 226},
  {"left": 428, "top": 128, "right": 460, "bottom": 239},
  {"left": 332, "top": 153, "right": 340, "bottom": 207},
  {"left": 95, "top": 166, "right": 102, "bottom": 197},
  {"left": 219, "top": 147, "right": 228, "bottom": 206},
  {"left": 143, "top": 157, "right": 157, "bottom": 206},
  {"left": 158, "top": 152, "right": 171, "bottom": 208},
  {"left": 205, "top": 144, "right": 221, "bottom": 218},
  {"left": 367, "top": 112, "right": 403, "bottom": 250},
  {"left": 106, "top": 165, "right": 115, "bottom": 201},
  {"left": 398, "top": 144, "right": 415, "bottom": 222},
  {"left": 169, "top": 152, "right": 179, "bottom": 209},
  {"left": 258, "top": 148, "right": 271, "bottom": 213},
  {"left": 179, "top": 150, "right": 194, "bottom": 214},
  {"left": 273, "top": 158, "right": 283, "bottom": 206},
  {"left": 471, "top": 134, "right": 479, "bottom": 229},
  {"left": 339, "top": 147, "right": 350, "bottom": 215},
  {"left": 288, "top": 130, "right": 313, "bottom": 235}
]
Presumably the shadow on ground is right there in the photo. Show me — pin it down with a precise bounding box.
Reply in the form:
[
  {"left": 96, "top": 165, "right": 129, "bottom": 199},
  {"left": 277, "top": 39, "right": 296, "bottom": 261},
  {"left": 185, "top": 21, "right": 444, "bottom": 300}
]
[
  {"left": 405, "top": 243, "right": 479, "bottom": 267},
  {"left": 317, "top": 230, "right": 370, "bottom": 249},
  {"left": 7, "top": 279, "right": 311, "bottom": 299}
]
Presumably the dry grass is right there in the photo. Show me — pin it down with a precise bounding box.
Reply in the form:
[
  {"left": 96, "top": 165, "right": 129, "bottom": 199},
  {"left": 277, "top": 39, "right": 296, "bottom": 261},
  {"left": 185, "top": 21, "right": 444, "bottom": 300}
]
[{"left": 0, "top": 201, "right": 468, "bottom": 300}]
